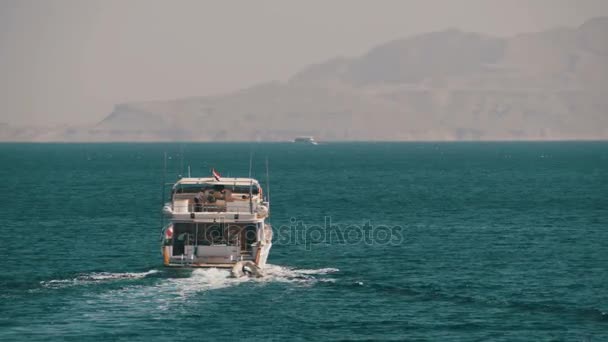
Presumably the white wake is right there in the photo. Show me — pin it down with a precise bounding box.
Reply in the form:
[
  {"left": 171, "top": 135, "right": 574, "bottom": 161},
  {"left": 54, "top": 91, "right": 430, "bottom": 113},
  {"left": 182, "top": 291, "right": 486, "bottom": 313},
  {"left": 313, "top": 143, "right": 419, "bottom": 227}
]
[
  {"left": 40, "top": 270, "right": 159, "bottom": 289},
  {"left": 40, "top": 265, "right": 338, "bottom": 312}
]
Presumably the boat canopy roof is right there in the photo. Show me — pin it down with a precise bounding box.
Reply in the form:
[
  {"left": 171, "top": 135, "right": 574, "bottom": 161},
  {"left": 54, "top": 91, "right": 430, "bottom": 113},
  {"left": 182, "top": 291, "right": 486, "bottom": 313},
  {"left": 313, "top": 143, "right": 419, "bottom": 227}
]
[
  {"left": 173, "top": 177, "right": 261, "bottom": 194},
  {"left": 176, "top": 177, "right": 259, "bottom": 186}
]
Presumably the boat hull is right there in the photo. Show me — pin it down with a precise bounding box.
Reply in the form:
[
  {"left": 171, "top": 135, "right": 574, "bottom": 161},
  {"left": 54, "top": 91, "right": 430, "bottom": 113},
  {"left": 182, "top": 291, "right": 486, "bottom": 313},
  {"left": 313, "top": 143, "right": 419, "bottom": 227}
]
[
  {"left": 161, "top": 241, "right": 272, "bottom": 269},
  {"left": 159, "top": 176, "right": 273, "bottom": 270}
]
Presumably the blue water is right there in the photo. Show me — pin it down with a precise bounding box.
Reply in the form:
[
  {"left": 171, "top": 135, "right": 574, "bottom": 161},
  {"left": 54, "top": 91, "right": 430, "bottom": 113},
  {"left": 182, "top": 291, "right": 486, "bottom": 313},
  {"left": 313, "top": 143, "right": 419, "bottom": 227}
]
[{"left": 1, "top": 142, "right": 607, "bottom": 341}]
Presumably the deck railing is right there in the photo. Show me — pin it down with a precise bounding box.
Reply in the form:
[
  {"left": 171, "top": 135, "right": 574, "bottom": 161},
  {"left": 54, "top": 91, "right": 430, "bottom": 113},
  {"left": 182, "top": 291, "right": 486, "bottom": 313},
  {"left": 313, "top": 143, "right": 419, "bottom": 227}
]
[{"left": 169, "top": 200, "right": 267, "bottom": 213}]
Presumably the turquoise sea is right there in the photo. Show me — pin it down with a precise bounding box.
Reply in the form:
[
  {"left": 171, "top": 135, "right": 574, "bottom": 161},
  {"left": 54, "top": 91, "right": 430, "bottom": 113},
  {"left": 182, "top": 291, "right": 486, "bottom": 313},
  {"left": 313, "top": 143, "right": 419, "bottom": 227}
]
[{"left": 1, "top": 142, "right": 607, "bottom": 341}]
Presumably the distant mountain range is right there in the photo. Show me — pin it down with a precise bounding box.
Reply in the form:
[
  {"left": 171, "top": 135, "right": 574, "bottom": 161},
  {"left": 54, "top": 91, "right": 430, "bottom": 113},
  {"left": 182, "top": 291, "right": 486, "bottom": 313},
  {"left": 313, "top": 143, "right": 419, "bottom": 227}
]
[{"left": 3, "top": 17, "right": 608, "bottom": 141}]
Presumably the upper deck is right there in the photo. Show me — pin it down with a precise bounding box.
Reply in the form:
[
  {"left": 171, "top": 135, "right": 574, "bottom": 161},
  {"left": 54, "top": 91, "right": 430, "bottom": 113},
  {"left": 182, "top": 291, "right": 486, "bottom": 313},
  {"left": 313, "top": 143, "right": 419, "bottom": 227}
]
[
  {"left": 175, "top": 177, "right": 261, "bottom": 187},
  {"left": 163, "top": 176, "right": 268, "bottom": 222}
]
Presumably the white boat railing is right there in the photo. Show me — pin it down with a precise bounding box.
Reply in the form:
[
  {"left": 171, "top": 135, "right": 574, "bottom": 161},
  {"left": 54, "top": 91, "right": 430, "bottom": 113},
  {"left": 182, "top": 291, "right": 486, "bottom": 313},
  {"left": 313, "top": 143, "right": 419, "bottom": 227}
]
[{"left": 164, "top": 201, "right": 269, "bottom": 218}]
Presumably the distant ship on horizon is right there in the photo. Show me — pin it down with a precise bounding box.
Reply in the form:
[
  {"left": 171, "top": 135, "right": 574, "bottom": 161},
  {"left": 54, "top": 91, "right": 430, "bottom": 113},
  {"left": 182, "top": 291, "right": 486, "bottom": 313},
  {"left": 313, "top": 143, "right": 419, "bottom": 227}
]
[{"left": 293, "top": 136, "right": 318, "bottom": 145}]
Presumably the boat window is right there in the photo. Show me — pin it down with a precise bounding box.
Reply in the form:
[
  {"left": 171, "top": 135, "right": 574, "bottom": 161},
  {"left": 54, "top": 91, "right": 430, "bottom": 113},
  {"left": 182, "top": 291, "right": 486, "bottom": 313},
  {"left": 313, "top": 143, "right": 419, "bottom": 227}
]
[
  {"left": 230, "top": 185, "right": 259, "bottom": 194},
  {"left": 244, "top": 224, "right": 257, "bottom": 247},
  {"left": 174, "top": 184, "right": 259, "bottom": 195},
  {"left": 174, "top": 185, "right": 210, "bottom": 194},
  {"left": 172, "top": 222, "right": 257, "bottom": 247},
  {"left": 205, "top": 223, "right": 224, "bottom": 244}
]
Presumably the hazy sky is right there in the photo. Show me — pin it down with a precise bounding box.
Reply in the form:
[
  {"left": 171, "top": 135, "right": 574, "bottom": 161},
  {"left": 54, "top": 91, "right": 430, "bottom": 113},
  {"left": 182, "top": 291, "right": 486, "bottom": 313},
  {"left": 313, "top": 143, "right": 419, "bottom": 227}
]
[{"left": 1, "top": 0, "right": 608, "bottom": 126}]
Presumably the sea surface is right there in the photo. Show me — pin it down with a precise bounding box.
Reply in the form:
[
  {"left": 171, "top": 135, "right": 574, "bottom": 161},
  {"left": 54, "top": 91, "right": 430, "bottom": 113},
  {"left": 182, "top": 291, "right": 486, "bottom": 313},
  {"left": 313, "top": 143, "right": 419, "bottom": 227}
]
[{"left": 1, "top": 142, "right": 607, "bottom": 341}]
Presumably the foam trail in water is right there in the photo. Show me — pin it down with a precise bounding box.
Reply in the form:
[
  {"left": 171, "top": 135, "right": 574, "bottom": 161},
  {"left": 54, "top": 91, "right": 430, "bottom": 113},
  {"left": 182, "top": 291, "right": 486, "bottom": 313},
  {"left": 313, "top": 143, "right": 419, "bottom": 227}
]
[
  {"left": 41, "top": 265, "right": 338, "bottom": 313},
  {"left": 161, "top": 268, "right": 247, "bottom": 296},
  {"left": 47, "top": 264, "right": 340, "bottom": 316},
  {"left": 260, "top": 265, "right": 339, "bottom": 284},
  {"left": 292, "top": 267, "right": 340, "bottom": 275},
  {"left": 40, "top": 270, "right": 159, "bottom": 288},
  {"left": 150, "top": 265, "right": 339, "bottom": 298},
  {"left": 105, "top": 265, "right": 338, "bottom": 305}
]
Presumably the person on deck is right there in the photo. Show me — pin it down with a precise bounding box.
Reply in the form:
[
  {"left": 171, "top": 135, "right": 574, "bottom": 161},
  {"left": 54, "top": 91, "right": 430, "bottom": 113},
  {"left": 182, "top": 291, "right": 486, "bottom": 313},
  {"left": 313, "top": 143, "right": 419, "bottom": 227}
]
[{"left": 194, "top": 189, "right": 204, "bottom": 212}]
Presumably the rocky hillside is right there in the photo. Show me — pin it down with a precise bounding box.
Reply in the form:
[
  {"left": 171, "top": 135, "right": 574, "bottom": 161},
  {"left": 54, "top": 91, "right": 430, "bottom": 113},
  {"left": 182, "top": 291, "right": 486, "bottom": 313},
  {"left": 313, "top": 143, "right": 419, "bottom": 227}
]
[{"left": 7, "top": 17, "right": 608, "bottom": 142}]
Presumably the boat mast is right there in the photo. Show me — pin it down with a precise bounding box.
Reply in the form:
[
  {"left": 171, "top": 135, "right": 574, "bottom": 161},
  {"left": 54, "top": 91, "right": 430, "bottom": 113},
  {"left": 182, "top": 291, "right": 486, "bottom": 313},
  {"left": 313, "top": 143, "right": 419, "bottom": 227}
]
[
  {"left": 160, "top": 151, "right": 167, "bottom": 234},
  {"left": 265, "top": 157, "right": 270, "bottom": 204},
  {"left": 248, "top": 151, "right": 253, "bottom": 214},
  {"left": 180, "top": 144, "right": 184, "bottom": 177}
]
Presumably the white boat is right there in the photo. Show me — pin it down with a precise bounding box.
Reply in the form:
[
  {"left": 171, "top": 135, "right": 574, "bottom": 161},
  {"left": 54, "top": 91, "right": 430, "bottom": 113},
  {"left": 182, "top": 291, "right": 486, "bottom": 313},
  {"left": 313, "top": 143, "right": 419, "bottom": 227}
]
[
  {"left": 293, "top": 136, "right": 318, "bottom": 145},
  {"left": 160, "top": 172, "right": 272, "bottom": 275}
]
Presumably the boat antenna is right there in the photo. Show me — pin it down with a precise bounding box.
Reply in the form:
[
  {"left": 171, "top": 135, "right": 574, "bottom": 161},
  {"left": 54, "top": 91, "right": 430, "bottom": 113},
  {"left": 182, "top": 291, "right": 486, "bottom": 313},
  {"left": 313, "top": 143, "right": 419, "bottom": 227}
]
[
  {"left": 248, "top": 150, "right": 254, "bottom": 213},
  {"left": 265, "top": 157, "right": 270, "bottom": 204},
  {"left": 180, "top": 144, "right": 184, "bottom": 177},
  {"left": 248, "top": 150, "right": 253, "bottom": 179},
  {"left": 160, "top": 151, "right": 167, "bottom": 234},
  {"left": 249, "top": 179, "right": 253, "bottom": 214}
]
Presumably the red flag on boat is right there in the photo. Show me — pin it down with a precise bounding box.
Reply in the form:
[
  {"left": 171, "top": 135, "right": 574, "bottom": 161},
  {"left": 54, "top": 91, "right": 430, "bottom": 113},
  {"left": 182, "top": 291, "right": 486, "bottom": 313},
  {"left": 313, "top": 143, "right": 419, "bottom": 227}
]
[
  {"left": 212, "top": 168, "right": 221, "bottom": 181},
  {"left": 165, "top": 225, "right": 173, "bottom": 239}
]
